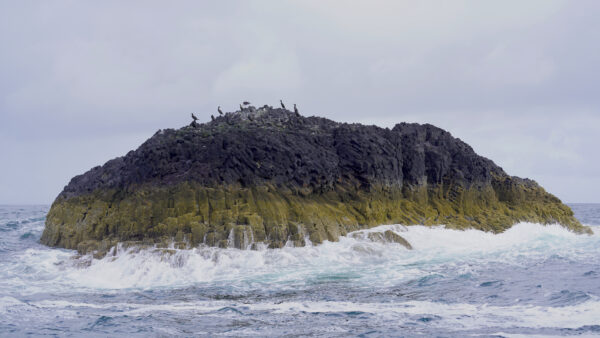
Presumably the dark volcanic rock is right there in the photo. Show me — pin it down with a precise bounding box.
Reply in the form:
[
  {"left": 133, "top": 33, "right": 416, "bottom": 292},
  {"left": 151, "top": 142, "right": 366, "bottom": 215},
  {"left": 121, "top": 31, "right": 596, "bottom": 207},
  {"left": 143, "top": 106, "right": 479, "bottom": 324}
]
[
  {"left": 61, "top": 107, "right": 503, "bottom": 197},
  {"left": 41, "top": 105, "right": 590, "bottom": 255}
]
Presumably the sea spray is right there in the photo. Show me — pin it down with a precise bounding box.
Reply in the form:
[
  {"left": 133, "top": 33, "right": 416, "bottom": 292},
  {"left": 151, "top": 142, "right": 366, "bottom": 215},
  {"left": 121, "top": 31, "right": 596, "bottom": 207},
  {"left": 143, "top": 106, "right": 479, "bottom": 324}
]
[{"left": 9, "top": 222, "right": 598, "bottom": 292}]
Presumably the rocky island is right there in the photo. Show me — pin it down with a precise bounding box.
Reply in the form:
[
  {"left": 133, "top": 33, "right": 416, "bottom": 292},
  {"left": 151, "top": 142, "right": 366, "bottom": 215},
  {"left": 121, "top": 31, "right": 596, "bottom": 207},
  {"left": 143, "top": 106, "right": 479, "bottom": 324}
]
[{"left": 41, "top": 105, "right": 591, "bottom": 255}]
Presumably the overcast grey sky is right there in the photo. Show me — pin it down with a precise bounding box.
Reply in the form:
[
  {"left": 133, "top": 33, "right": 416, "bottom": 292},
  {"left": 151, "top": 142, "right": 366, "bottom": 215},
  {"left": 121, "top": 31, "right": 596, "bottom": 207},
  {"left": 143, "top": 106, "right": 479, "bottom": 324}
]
[{"left": 1, "top": 1, "right": 599, "bottom": 204}]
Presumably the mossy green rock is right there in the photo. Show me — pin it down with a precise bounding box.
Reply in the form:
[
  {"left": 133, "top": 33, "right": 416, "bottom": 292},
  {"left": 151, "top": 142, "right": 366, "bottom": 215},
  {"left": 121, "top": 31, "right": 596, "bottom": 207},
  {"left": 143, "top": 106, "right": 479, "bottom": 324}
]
[{"left": 40, "top": 106, "right": 590, "bottom": 255}]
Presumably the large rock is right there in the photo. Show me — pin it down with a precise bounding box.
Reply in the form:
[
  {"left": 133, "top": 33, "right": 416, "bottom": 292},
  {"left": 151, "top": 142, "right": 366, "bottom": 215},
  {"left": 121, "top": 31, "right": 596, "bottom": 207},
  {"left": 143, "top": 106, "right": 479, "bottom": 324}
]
[{"left": 40, "top": 105, "right": 590, "bottom": 255}]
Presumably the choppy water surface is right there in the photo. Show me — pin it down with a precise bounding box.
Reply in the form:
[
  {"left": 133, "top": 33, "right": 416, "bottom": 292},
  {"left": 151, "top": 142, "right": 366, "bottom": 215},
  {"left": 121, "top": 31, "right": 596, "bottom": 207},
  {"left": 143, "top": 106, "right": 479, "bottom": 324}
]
[{"left": 1, "top": 204, "right": 599, "bottom": 337}]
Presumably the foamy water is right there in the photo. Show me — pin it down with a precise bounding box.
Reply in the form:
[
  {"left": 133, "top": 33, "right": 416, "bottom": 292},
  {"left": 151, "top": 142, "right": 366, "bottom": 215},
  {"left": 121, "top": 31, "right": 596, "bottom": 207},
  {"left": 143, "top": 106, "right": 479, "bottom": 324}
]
[{"left": 1, "top": 204, "right": 599, "bottom": 336}]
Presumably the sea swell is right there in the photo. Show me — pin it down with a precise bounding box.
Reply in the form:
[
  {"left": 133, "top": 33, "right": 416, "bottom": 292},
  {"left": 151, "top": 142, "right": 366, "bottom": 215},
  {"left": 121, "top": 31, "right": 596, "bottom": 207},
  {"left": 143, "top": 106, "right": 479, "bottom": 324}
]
[{"left": 0, "top": 205, "right": 599, "bottom": 336}]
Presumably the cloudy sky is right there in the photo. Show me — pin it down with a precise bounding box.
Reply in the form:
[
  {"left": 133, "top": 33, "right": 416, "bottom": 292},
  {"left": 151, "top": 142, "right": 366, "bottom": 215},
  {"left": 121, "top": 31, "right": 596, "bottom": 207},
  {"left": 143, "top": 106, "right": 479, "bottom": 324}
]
[{"left": 1, "top": 1, "right": 599, "bottom": 204}]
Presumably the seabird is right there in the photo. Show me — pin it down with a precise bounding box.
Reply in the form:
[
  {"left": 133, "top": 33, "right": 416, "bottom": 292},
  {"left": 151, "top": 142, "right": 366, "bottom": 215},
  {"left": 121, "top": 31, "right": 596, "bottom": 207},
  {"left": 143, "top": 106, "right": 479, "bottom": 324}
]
[
  {"left": 243, "top": 101, "right": 250, "bottom": 106},
  {"left": 280, "top": 100, "right": 286, "bottom": 110},
  {"left": 191, "top": 113, "right": 199, "bottom": 121},
  {"left": 211, "top": 114, "right": 215, "bottom": 121},
  {"left": 294, "top": 104, "right": 300, "bottom": 116},
  {"left": 218, "top": 106, "right": 223, "bottom": 115}
]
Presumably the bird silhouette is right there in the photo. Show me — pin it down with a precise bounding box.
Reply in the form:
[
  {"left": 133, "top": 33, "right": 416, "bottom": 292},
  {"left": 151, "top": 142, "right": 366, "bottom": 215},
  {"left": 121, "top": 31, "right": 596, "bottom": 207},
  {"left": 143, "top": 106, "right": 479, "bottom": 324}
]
[
  {"left": 191, "top": 113, "right": 198, "bottom": 121},
  {"left": 294, "top": 104, "right": 300, "bottom": 117},
  {"left": 218, "top": 106, "right": 223, "bottom": 115},
  {"left": 280, "top": 100, "right": 286, "bottom": 110},
  {"left": 211, "top": 114, "right": 215, "bottom": 121}
]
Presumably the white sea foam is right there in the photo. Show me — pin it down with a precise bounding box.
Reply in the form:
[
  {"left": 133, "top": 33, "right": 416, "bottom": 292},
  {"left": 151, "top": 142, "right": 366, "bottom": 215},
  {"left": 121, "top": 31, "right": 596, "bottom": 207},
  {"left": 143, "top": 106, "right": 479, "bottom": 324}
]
[
  {"left": 19, "top": 298, "right": 600, "bottom": 330},
  {"left": 252, "top": 299, "right": 600, "bottom": 329},
  {"left": 1, "top": 222, "right": 598, "bottom": 334},
  {"left": 2, "top": 223, "right": 598, "bottom": 293},
  {"left": 0, "top": 296, "right": 25, "bottom": 313}
]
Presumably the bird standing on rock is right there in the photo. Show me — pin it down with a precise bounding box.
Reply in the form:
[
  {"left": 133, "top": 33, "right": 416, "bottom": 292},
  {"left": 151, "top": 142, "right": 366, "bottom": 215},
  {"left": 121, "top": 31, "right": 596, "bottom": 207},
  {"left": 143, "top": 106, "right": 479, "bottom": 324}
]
[
  {"left": 211, "top": 115, "right": 215, "bottom": 121},
  {"left": 280, "top": 100, "right": 286, "bottom": 110},
  {"left": 191, "top": 113, "right": 199, "bottom": 121},
  {"left": 294, "top": 104, "right": 300, "bottom": 116},
  {"left": 218, "top": 106, "right": 223, "bottom": 115}
]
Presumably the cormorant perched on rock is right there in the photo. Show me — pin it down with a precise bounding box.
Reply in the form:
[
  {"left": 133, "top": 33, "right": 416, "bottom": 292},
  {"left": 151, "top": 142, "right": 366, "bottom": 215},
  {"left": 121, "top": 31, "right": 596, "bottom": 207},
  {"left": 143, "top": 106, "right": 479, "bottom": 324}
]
[
  {"left": 191, "top": 113, "right": 199, "bottom": 122},
  {"left": 280, "top": 100, "right": 286, "bottom": 110},
  {"left": 218, "top": 106, "right": 223, "bottom": 115},
  {"left": 211, "top": 114, "right": 215, "bottom": 121},
  {"left": 243, "top": 101, "right": 250, "bottom": 106},
  {"left": 294, "top": 104, "right": 300, "bottom": 117}
]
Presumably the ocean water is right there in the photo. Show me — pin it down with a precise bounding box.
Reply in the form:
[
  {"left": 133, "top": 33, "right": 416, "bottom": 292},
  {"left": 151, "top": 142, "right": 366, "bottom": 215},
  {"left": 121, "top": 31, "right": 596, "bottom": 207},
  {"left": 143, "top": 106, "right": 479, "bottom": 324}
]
[{"left": 0, "top": 204, "right": 599, "bottom": 337}]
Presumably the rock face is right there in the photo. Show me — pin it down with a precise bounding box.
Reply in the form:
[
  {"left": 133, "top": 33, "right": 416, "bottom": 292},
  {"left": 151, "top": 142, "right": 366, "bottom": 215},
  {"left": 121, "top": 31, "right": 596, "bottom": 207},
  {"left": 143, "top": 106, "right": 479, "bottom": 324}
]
[{"left": 41, "top": 105, "right": 590, "bottom": 254}]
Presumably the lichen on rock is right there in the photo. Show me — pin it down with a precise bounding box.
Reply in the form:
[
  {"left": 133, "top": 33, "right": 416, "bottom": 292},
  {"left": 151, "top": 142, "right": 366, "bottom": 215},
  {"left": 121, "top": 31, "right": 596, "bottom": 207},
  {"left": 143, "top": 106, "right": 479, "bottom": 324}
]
[{"left": 40, "top": 105, "right": 591, "bottom": 256}]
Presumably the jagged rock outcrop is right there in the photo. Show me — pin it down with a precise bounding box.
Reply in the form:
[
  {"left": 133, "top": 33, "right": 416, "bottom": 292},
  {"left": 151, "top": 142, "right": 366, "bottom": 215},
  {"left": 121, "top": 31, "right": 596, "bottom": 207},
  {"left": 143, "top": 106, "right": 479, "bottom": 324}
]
[{"left": 41, "top": 105, "right": 590, "bottom": 255}]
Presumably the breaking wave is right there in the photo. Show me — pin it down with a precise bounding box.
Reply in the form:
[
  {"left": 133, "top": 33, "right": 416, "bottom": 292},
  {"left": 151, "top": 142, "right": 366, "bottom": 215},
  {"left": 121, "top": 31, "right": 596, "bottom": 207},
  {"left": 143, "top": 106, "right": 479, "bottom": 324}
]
[
  {"left": 4, "top": 222, "right": 598, "bottom": 292},
  {"left": 1, "top": 205, "right": 599, "bottom": 336}
]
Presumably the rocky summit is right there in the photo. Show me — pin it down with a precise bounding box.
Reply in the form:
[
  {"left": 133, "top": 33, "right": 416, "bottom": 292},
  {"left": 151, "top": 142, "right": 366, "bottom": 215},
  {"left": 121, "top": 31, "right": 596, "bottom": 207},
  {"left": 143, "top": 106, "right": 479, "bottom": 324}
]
[{"left": 41, "top": 105, "right": 590, "bottom": 255}]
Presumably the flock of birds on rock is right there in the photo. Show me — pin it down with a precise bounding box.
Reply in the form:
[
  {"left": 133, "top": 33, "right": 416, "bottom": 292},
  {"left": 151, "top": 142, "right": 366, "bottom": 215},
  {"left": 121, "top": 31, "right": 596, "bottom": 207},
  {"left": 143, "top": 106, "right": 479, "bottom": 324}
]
[{"left": 191, "top": 100, "right": 300, "bottom": 125}]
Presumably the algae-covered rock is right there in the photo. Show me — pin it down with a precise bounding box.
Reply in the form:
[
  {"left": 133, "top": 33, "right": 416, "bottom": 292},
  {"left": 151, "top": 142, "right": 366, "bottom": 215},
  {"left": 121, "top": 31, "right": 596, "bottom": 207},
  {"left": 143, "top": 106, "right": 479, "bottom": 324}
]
[
  {"left": 40, "top": 105, "right": 590, "bottom": 255},
  {"left": 351, "top": 229, "right": 412, "bottom": 249},
  {"left": 383, "top": 230, "right": 413, "bottom": 250}
]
